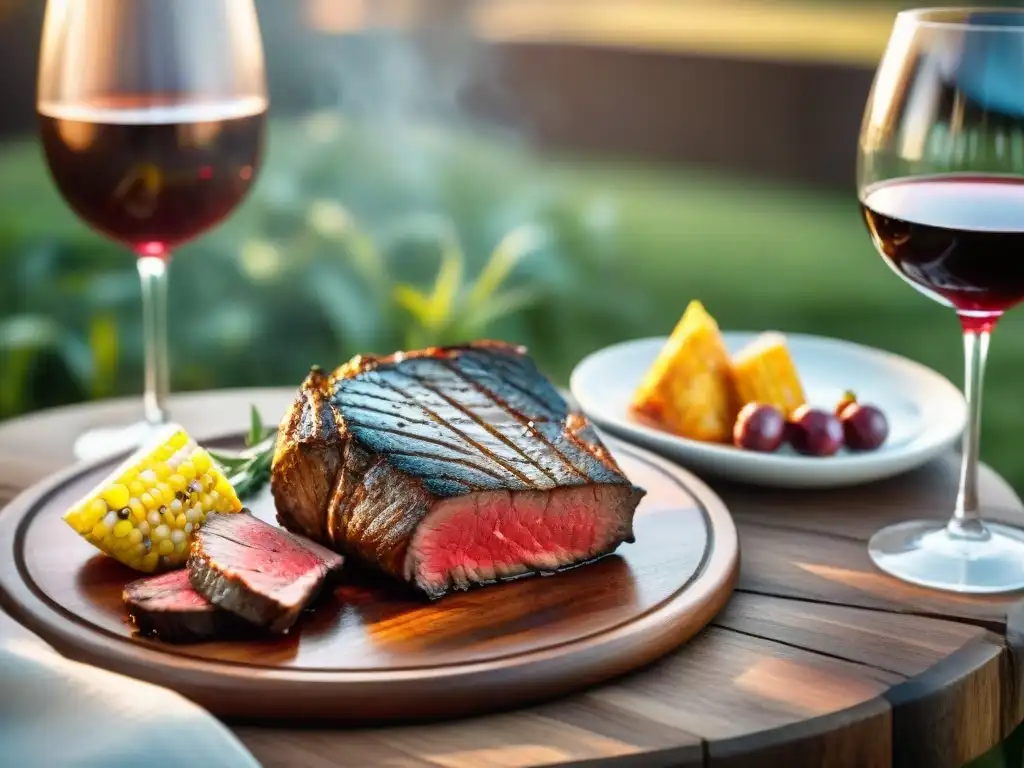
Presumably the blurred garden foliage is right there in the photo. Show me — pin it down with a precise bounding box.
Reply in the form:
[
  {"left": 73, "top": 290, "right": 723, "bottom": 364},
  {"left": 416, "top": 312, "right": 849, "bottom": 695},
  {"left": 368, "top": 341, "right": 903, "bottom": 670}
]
[{"left": 3, "top": 113, "right": 1024, "bottom": 497}]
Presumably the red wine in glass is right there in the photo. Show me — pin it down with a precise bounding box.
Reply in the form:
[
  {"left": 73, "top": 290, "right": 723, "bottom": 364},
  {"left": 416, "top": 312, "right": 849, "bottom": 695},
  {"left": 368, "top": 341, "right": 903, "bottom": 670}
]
[
  {"left": 38, "top": 97, "right": 267, "bottom": 256},
  {"left": 861, "top": 175, "right": 1024, "bottom": 323}
]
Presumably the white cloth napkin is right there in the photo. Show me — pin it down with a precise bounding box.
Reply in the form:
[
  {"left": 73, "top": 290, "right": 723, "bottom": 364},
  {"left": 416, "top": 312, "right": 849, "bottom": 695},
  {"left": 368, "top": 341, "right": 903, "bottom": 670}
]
[{"left": 0, "top": 612, "right": 261, "bottom": 768}]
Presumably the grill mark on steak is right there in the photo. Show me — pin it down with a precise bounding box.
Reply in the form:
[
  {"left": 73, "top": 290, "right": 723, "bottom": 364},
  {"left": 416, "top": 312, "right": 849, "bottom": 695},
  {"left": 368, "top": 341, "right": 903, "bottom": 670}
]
[
  {"left": 445, "top": 356, "right": 627, "bottom": 488},
  {"left": 380, "top": 450, "right": 517, "bottom": 482},
  {"left": 342, "top": 419, "right": 482, "bottom": 459},
  {"left": 391, "top": 366, "right": 569, "bottom": 487},
  {"left": 357, "top": 371, "right": 541, "bottom": 490},
  {"left": 403, "top": 362, "right": 565, "bottom": 485},
  {"left": 455, "top": 349, "right": 567, "bottom": 419},
  {"left": 438, "top": 351, "right": 623, "bottom": 486},
  {"left": 343, "top": 411, "right": 539, "bottom": 471},
  {"left": 341, "top": 400, "right": 436, "bottom": 427},
  {"left": 437, "top": 357, "right": 588, "bottom": 482}
]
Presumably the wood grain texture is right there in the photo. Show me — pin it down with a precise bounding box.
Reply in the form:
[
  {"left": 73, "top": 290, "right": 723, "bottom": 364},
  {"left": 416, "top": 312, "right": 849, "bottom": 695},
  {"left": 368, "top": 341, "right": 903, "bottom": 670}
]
[
  {"left": 0, "top": 434, "right": 739, "bottom": 724},
  {"left": 713, "top": 592, "right": 989, "bottom": 676},
  {"left": 736, "top": 521, "right": 1015, "bottom": 629},
  {"left": 2, "top": 389, "right": 1024, "bottom": 768}
]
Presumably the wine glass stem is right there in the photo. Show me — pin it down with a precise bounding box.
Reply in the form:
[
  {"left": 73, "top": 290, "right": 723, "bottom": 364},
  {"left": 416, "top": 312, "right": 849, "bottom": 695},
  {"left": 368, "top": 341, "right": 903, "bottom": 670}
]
[
  {"left": 137, "top": 255, "right": 170, "bottom": 426},
  {"left": 950, "top": 327, "right": 990, "bottom": 538}
]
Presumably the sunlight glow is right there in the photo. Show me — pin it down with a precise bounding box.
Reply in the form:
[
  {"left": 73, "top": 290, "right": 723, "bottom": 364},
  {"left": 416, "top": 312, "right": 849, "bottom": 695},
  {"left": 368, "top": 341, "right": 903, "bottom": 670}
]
[
  {"left": 734, "top": 657, "right": 882, "bottom": 712},
  {"left": 795, "top": 561, "right": 987, "bottom": 606}
]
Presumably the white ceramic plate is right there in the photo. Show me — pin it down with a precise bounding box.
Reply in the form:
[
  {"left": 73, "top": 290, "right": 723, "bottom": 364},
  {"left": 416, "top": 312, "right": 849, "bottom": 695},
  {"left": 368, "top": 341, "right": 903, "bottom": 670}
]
[{"left": 570, "top": 333, "right": 968, "bottom": 489}]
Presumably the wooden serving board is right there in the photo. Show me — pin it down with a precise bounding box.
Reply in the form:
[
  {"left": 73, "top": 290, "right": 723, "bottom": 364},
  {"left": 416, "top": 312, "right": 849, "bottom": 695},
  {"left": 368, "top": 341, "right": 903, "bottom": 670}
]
[{"left": 0, "top": 433, "right": 738, "bottom": 724}]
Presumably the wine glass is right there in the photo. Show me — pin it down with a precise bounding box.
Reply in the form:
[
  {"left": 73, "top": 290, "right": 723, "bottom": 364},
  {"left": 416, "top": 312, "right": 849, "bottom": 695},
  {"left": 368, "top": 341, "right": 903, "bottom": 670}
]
[
  {"left": 859, "top": 8, "right": 1024, "bottom": 593},
  {"left": 37, "top": 0, "right": 268, "bottom": 460}
]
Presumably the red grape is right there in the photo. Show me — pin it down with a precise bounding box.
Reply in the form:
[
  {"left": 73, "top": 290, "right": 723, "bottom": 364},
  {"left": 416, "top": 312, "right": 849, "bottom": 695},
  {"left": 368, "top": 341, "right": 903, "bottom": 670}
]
[
  {"left": 841, "top": 403, "right": 889, "bottom": 451},
  {"left": 788, "top": 405, "right": 844, "bottom": 457},
  {"left": 733, "top": 403, "right": 786, "bottom": 452}
]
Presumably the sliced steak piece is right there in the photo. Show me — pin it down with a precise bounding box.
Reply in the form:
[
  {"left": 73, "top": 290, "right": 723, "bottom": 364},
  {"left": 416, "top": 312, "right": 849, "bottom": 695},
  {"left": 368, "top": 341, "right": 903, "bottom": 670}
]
[
  {"left": 271, "top": 341, "right": 646, "bottom": 599},
  {"left": 123, "top": 570, "right": 249, "bottom": 644},
  {"left": 187, "top": 511, "right": 344, "bottom": 633}
]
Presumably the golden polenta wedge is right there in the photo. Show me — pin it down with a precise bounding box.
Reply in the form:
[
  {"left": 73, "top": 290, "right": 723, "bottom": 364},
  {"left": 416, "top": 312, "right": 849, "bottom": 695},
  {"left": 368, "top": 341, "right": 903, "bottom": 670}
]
[
  {"left": 631, "top": 300, "right": 738, "bottom": 443},
  {"left": 62, "top": 427, "right": 243, "bottom": 572},
  {"left": 732, "top": 332, "right": 806, "bottom": 417}
]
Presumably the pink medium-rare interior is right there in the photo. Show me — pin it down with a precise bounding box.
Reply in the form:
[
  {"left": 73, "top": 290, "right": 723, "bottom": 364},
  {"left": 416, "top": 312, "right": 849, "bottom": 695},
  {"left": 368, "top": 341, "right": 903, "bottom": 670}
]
[
  {"left": 129, "top": 570, "right": 213, "bottom": 611},
  {"left": 198, "top": 517, "right": 341, "bottom": 604},
  {"left": 407, "top": 484, "right": 634, "bottom": 593}
]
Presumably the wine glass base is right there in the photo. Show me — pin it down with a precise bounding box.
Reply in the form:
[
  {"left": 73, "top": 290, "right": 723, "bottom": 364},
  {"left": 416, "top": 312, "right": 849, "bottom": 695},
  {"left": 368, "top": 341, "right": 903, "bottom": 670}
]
[
  {"left": 869, "top": 519, "right": 1024, "bottom": 594},
  {"left": 73, "top": 421, "right": 170, "bottom": 462}
]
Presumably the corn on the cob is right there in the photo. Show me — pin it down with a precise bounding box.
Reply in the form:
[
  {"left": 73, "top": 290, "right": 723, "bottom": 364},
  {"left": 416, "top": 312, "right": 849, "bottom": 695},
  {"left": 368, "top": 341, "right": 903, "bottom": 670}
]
[
  {"left": 731, "top": 332, "right": 806, "bottom": 417},
  {"left": 63, "top": 427, "right": 243, "bottom": 573},
  {"left": 631, "top": 300, "right": 738, "bottom": 443}
]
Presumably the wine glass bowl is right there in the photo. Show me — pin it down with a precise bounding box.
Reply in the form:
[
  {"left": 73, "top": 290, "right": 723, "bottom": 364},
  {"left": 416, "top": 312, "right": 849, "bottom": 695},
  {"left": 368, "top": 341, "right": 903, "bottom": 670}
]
[
  {"left": 38, "top": 99, "right": 266, "bottom": 255},
  {"left": 858, "top": 7, "right": 1024, "bottom": 593},
  {"left": 37, "top": 0, "right": 268, "bottom": 459}
]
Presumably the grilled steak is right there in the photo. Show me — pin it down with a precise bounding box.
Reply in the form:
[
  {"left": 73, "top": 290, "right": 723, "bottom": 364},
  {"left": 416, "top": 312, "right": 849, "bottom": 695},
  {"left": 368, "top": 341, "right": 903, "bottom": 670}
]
[
  {"left": 123, "top": 570, "right": 250, "bottom": 644},
  {"left": 187, "top": 511, "right": 344, "bottom": 633},
  {"left": 271, "top": 341, "right": 646, "bottom": 599}
]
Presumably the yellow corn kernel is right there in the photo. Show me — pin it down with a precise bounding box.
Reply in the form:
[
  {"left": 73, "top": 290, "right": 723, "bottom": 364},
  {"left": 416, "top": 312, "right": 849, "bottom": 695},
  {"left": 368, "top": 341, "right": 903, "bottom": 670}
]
[
  {"left": 87, "top": 498, "right": 108, "bottom": 520},
  {"left": 101, "top": 484, "right": 130, "bottom": 510},
  {"left": 157, "top": 539, "right": 175, "bottom": 556},
  {"left": 156, "top": 482, "right": 172, "bottom": 503},
  {"left": 631, "top": 300, "right": 738, "bottom": 443},
  {"left": 214, "top": 478, "right": 240, "bottom": 509},
  {"left": 168, "top": 473, "right": 187, "bottom": 492},
  {"left": 732, "top": 332, "right": 806, "bottom": 417},
  {"left": 129, "top": 500, "right": 146, "bottom": 522},
  {"left": 191, "top": 449, "right": 212, "bottom": 476},
  {"left": 113, "top": 520, "right": 133, "bottom": 538}
]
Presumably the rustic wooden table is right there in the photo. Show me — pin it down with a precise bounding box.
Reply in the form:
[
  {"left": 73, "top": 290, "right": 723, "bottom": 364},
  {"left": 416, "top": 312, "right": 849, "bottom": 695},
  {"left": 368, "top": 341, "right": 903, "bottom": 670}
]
[{"left": 1, "top": 388, "right": 1023, "bottom": 768}]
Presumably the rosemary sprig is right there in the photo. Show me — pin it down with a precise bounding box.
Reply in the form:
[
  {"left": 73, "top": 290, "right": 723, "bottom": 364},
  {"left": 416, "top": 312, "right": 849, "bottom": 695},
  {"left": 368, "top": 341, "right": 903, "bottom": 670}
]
[{"left": 209, "top": 405, "right": 278, "bottom": 500}]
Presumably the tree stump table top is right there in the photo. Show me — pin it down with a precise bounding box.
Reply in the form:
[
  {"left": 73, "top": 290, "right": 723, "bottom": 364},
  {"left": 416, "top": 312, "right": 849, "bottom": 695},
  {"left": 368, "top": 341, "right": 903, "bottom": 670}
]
[{"left": 1, "top": 388, "right": 1022, "bottom": 768}]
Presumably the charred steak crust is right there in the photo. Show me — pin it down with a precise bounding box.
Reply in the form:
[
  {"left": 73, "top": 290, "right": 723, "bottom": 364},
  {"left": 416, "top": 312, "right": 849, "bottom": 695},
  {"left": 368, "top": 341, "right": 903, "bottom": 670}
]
[
  {"left": 271, "top": 341, "right": 646, "bottom": 599},
  {"left": 123, "top": 570, "right": 251, "bottom": 644},
  {"left": 187, "top": 511, "right": 344, "bottom": 633}
]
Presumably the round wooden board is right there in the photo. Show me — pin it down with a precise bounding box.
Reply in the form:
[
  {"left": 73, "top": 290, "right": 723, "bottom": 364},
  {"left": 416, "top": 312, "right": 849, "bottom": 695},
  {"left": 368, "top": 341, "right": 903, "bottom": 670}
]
[{"left": 0, "top": 433, "right": 738, "bottom": 724}]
